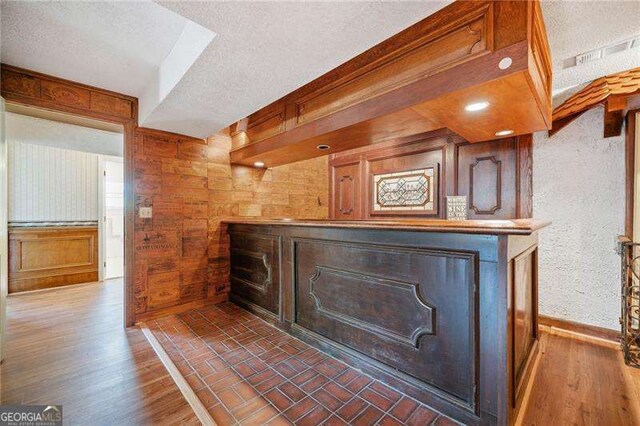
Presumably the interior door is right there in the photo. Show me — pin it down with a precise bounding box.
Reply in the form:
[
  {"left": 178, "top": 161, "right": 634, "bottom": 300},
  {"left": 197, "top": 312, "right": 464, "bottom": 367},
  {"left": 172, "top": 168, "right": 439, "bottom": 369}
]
[
  {"left": 104, "top": 159, "right": 124, "bottom": 280},
  {"left": 0, "top": 97, "right": 8, "bottom": 361}
]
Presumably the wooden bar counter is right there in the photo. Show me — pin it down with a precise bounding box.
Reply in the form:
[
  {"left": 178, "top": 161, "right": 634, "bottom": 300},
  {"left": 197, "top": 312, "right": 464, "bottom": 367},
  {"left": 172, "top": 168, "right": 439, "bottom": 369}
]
[{"left": 223, "top": 218, "right": 550, "bottom": 425}]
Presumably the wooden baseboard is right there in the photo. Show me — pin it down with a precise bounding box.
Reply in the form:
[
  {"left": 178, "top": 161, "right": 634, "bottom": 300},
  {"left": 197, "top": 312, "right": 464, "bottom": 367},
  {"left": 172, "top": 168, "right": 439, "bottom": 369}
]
[
  {"left": 134, "top": 294, "right": 228, "bottom": 324},
  {"left": 539, "top": 315, "right": 620, "bottom": 343}
]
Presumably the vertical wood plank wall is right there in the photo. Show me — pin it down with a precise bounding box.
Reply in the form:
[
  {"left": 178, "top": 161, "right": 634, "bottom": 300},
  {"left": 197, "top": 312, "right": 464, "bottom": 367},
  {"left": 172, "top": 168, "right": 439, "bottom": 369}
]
[
  {"left": 133, "top": 128, "right": 329, "bottom": 320},
  {"left": 8, "top": 141, "right": 99, "bottom": 222}
]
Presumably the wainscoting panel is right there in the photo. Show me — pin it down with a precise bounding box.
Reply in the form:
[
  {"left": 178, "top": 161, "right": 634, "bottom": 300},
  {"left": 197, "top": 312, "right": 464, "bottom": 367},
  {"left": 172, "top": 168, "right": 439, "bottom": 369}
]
[
  {"left": 229, "top": 231, "right": 281, "bottom": 319},
  {"left": 8, "top": 226, "right": 99, "bottom": 292},
  {"left": 293, "top": 238, "right": 478, "bottom": 411}
]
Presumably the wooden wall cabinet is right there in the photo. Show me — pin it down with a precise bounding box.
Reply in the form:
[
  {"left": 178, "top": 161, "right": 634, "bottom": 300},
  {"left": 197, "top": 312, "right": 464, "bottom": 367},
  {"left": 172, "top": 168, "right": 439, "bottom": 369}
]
[
  {"left": 329, "top": 132, "right": 533, "bottom": 220},
  {"left": 230, "top": 0, "right": 551, "bottom": 168},
  {"left": 8, "top": 226, "right": 99, "bottom": 293}
]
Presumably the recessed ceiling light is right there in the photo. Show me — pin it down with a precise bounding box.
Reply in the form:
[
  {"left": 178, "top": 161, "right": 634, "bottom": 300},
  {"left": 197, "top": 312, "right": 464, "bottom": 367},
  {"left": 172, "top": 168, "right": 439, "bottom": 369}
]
[
  {"left": 498, "top": 57, "right": 513, "bottom": 70},
  {"left": 464, "top": 101, "right": 490, "bottom": 112},
  {"left": 254, "top": 161, "right": 265, "bottom": 168},
  {"left": 495, "top": 129, "right": 514, "bottom": 136},
  {"left": 316, "top": 144, "right": 330, "bottom": 150}
]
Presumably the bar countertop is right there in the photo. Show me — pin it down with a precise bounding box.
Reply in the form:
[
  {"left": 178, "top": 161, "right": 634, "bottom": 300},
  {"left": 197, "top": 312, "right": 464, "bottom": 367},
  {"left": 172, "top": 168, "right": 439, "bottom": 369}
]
[{"left": 222, "top": 218, "right": 551, "bottom": 235}]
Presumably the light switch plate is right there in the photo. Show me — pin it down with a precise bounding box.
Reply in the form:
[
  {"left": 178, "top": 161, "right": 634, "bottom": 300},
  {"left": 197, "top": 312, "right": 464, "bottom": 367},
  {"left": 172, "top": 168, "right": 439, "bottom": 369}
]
[{"left": 139, "top": 207, "right": 153, "bottom": 218}]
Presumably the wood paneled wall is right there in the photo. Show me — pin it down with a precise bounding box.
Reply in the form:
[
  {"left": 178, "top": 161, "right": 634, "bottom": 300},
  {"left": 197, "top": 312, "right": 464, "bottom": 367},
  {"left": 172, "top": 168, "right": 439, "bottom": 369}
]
[
  {"left": 329, "top": 132, "right": 533, "bottom": 220},
  {"left": 133, "top": 128, "right": 329, "bottom": 320},
  {"left": 8, "top": 226, "right": 99, "bottom": 293},
  {"left": 133, "top": 127, "right": 213, "bottom": 319},
  {"left": 207, "top": 130, "right": 329, "bottom": 305}
]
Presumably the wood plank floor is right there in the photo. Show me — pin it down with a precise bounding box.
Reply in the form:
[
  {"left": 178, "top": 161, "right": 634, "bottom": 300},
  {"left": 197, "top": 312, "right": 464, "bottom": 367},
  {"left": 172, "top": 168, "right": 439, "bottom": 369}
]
[
  {"left": 0, "top": 279, "right": 199, "bottom": 426},
  {"left": 2, "top": 280, "right": 640, "bottom": 425},
  {"left": 521, "top": 331, "right": 640, "bottom": 425}
]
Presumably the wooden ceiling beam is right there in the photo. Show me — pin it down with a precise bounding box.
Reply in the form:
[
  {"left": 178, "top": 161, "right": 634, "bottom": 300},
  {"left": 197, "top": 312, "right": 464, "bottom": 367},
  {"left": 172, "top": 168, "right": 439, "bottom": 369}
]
[{"left": 604, "top": 108, "right": 624, "bottom": 138}]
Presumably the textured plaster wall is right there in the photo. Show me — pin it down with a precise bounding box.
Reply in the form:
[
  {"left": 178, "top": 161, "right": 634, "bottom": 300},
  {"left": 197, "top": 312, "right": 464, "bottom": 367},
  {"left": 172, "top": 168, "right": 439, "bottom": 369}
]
[{"left": 533, "top": 107, "right": 625, "bottom": 330}]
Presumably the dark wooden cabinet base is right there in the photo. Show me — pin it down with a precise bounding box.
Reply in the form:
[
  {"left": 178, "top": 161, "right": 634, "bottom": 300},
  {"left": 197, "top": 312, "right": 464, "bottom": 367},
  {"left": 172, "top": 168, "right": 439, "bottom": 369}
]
[{"left": 227, "top": 221, "right": 542, "bottom": 425}]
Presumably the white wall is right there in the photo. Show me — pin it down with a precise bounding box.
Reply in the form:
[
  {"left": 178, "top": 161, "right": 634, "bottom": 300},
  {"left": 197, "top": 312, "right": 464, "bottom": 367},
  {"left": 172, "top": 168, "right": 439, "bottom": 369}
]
[
  {"left": 8, "top": 141, "right": 99, "bottom": 222},
  {"left": 533, "top": 107, "right": 625, "bottom": 330}
]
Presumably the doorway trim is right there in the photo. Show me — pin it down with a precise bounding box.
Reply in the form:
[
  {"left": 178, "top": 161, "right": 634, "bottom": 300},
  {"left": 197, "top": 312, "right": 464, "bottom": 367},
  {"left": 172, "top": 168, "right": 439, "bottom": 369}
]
[{"left": 1, "top": 64, "right": 138, "bottom": 326}]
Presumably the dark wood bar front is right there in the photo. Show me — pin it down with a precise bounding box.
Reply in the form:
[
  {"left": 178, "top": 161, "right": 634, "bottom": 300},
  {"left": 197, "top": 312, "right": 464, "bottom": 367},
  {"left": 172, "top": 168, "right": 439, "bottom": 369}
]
[{"left": 224, "top": 219, "right": 548, "bottom": 425}]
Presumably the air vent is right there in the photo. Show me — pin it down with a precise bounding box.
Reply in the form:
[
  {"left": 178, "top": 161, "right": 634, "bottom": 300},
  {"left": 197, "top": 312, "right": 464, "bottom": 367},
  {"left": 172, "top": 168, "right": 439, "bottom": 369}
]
[
  {"left": 576, "top": 50, "right": 602, "bottom": 65},
  {"left": 564, "top": 34, "right": 640, "bottom": 69}
]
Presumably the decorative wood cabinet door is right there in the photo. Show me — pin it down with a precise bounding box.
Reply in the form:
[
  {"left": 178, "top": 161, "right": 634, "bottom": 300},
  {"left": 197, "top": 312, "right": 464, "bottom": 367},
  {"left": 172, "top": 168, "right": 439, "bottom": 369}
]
[
  {"left": 456, "top": 138, "right": 517, "bottom": 219},
  {"left": 332, "top": 163, "right": 361, "bottom": 220}
]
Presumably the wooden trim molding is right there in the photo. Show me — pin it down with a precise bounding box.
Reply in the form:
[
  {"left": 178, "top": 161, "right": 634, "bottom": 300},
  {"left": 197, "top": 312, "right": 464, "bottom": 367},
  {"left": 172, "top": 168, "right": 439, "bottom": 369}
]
[
  {"left": 139, "top": 322, "right": 216, "bottom": 425},
  {"left": 539, "top": 315, "right": 620, "bottom": 344},
  {"left": 626, "top": 109, "right": 638, "bottom": 238},
  {"left": 1, "top": 63, "right": 138, "bottom": 325}
]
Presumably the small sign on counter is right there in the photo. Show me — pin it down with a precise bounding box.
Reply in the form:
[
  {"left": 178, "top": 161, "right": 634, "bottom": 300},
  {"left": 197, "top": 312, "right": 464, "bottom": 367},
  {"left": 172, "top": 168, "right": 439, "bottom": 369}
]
[{"left": 446, "top": 196, "right": 468, "bottom": 220}]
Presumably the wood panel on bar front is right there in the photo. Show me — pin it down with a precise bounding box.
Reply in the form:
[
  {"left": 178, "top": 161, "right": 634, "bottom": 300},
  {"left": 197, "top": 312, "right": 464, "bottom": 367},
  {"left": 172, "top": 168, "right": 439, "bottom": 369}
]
[
  {"left": 224, "top": 220, "right": 546, "bottom": 425},
  {"left": 8, "top": 226, "right": 99, "bottom": 293},
  {"left": 230, "top": 0, "right": 552, "bottom": 168}
]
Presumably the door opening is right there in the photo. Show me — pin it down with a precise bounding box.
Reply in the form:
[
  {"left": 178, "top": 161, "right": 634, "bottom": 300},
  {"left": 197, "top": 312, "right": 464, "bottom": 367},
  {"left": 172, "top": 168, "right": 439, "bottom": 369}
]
[{"left": 101, "top": 158, "right": 124, "bottom": 280}]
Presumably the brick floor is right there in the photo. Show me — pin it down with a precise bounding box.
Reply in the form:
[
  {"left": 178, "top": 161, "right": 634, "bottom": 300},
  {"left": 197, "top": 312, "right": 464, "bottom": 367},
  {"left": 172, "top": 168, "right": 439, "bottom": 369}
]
[{"left": 148, "top": 302, "right": 459, "bottom": 426}]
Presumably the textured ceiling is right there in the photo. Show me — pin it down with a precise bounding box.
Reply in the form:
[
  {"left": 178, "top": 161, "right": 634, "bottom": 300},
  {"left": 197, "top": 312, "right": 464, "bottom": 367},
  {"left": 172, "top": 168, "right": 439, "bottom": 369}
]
[
  {"left": 542, "top": 0, "right": 640, "bottom": 98},
  {"left": 0, "top": 1, "right": 450, "bottom": 138},
  {"left": 6, "top": 113, "right": 123, "bottom": 157},
  {"left": 144, "top": 1, "right": 451, "bottom": 137},
  {"left": 1, "top": 1, "right": 188, "bottom": 97}
]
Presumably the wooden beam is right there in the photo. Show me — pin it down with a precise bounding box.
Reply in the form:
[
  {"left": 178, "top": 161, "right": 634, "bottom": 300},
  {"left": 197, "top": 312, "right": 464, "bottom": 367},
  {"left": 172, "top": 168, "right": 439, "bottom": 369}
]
[{"left": 604, "top": 109, "right": 624, "bottom": 138}]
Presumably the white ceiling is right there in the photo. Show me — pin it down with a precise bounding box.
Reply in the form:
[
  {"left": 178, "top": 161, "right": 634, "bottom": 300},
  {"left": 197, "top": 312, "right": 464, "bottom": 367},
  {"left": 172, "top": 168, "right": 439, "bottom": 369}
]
[
  {"left": 1, "top": 1, "right": 188, "bottom": 97},
  {"left": 6, "top": 112, "right": 124, "bottom": 157},
  {"left": 541, "top": 0, "right": 640, "bottom": 100}
]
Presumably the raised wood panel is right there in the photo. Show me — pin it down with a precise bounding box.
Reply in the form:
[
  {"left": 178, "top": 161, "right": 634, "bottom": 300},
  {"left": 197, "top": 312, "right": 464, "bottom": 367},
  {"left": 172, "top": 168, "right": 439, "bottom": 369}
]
[
  {"left": 469, "top": 156, "right": 502, "bottom": 214},
  {"left": 293, "top": 238, "right": 478, "bottom": 411},
  {"left": 528, "top": 0, "right": 553, "bottom": 128},
  {"left": 330, "top": 133, "right": 528, "bottom": 220},
  {"left": 229, "top": 232, "right": 281, "bottom": 318},
  {"left": 457, "top": 138, "right": 516, "bottom": 219},
  {"left": 246, "top": 107, "right": 287, "bottom": 145},
  {"left": 40, "top": 80, "right": 91, "bottom": 109},
  {"left": 512, "top": 245, "right": 538, "bottom": 407},
  {"left": 295, "top": 11, "right": 492, "bottom": 125},
  {"left": 0, "top": 64, "right": 135, "bottom": 121},
  {"left": 1, "top": 69, "right": 41, "bottom": 98},
  {"left": 8, "top": 226, "right": 99, "bottom": 293},
  {"left": 332, "top": 163, "right": 361, "bottom": 219}
]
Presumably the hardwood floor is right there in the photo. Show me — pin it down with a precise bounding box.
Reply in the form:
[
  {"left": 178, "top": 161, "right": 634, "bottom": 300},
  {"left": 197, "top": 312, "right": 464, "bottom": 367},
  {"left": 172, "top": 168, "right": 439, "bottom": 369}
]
[
  {"left": 0, "top": 279, "right": 198, "bottom": 425},
  {"left": 521, "top": 330, "right": 640, "bottom": 425},
  {"left": 1, "top": 279, "right": 639, "bottom": 425}
]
